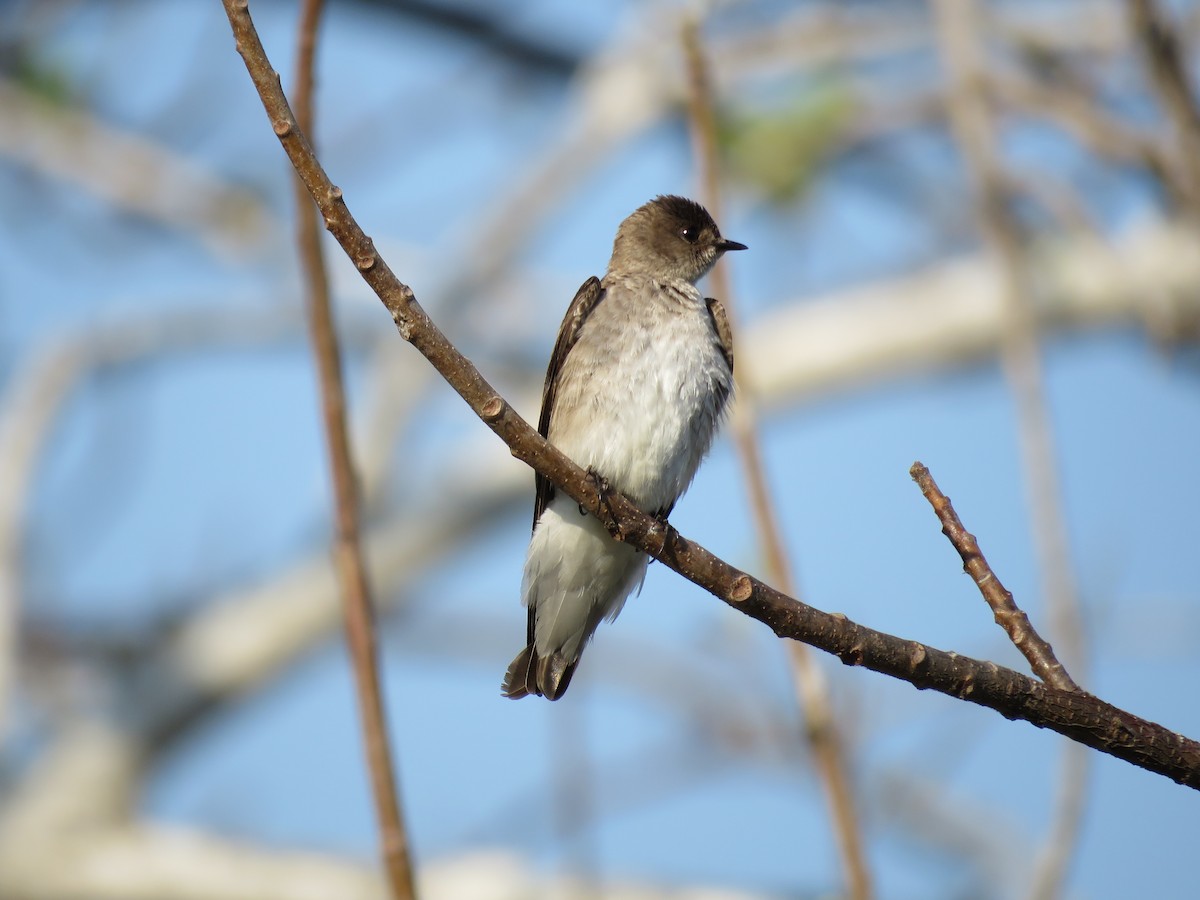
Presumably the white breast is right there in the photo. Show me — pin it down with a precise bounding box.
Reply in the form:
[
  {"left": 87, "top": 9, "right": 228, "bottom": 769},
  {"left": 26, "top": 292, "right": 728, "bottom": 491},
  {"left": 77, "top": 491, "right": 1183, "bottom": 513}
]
[{"left": 547, "top": 276, "right": 731, "bottom": 514}]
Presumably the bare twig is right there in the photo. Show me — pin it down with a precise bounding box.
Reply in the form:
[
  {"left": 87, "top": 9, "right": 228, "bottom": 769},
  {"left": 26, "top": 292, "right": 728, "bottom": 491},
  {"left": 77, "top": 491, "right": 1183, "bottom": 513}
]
[
  {"left": 219, "top": 0, "right": 1200, "bottom": 790},
  {"left": 289, "top": 1, "right": 416, "bottom": 895},
  {"left": 910, "top": 463, "right": 1077, "bottom": 692},
  {"left": 681, "top": 19, "right": 872, "bottom": 900},
  {"left": 932, "top": 3, "right": 1090, "bottom": 896}
]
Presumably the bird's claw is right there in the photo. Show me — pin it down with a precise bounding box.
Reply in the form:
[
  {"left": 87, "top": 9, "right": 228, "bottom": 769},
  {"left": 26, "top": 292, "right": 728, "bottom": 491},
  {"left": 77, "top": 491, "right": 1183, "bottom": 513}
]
[
  {"left": 583, "top": 467, "right": 622, "bottom": 537},
  {"left": 643, "top": 507, "right": 672, "bottom": 558}
]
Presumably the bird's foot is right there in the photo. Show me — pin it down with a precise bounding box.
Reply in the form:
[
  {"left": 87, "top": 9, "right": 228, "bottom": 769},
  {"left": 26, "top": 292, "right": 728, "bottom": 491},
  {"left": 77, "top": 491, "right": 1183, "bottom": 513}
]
[
  {"left": 583, "top": 466, "right": 622, "bottom": 537},
  {"left": 644, "top": 507, "right": 672, "bottom": 557}
]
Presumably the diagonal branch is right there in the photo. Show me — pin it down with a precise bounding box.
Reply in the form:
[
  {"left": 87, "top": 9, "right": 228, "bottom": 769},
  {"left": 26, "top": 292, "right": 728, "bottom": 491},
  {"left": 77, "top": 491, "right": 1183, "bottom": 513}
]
[{"left": 220, "top": 0, "right": 1200, "bottom": 791}]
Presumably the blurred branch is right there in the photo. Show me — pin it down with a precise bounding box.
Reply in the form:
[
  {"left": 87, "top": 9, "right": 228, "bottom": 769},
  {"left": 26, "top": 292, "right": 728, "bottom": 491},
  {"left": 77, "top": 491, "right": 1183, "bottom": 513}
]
[
  {"left": 430, "top": 5, "right": 927, "bottom": 320},
  {"left": 985, "top": 67, "right": 1172, "bottom": 175},
  {"left": 351, "top": 0, "right": 580, "bottom": 77},
  {"left": 932, "top": 0, "right": 1085, "bottom": 708},
  {"left": 0, "top": 296, "right": 485, "bottom": 749},
  {"left": 932, "top": 3, "right": 1089, "bottom": 896},
  {"left": 140, "top": 471, "right": 519, "bottom": 749},
  {"left": 1128, "top": 0, "right": 1200, "bottom": 214},
  {"left": 0, "top": 306, "right": 331, "bottom": 739},
  {"left": 0, "top": 725, "right": 768, "bottom": 899},
  {"left": 413, "top": 0, "right": 1200, "bottom": 308},
  {"left": 221, "top": 0, "right": 1200, "bottom": 790},
  {"left": 432, "top": 4, "right": 686, "bottom": 320},
  {"left": 1003, "top": 168, "right": 1102, "bottom": 237},
  {"left": 289, "top": 1, "right": 416, "bottom": 895},
  {"left": 741, "top": 220, "right": 1200, "bottom": 410},
  {"left": 911, "top": 464, "right": 1078, "bottom": 692},
  {"left": 0, "top": 723, "right": 389, "bottom": 900},
  {"left": 681, "top": 18, "right": 872, "bottom": 900},
  {"left": 718, "top": 2, "right": 1137, "bottom": 82},
  {"left": 0, "top": 78, "right": 274, "bottom": 258},
  {"left": 0, "top": 307, "right": 520, "bottom": 894},
  {"left": 427, "top": 0, "right": 1181, "bottom": 328}
]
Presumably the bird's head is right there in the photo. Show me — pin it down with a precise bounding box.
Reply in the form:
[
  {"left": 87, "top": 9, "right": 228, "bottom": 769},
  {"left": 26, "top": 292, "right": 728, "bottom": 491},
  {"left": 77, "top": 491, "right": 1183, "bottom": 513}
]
[{"left": 609, "top": 195, "right": 746, "bottom": 284}]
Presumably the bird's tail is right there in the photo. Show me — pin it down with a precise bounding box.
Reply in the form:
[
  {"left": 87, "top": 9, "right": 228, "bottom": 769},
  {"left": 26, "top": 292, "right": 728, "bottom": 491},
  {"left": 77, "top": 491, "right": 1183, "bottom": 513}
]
[
  {"left": 501, "top": 644, "right": 577, "bottom": 700},
  {"left": 501, "top": 645, "right": 535, "bottom": 699}
]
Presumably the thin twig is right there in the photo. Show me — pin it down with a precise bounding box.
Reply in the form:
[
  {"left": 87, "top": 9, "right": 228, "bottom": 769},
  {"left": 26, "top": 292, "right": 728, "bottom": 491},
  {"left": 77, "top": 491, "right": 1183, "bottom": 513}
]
[
  {"left": 680, "top": 18, "right": 872, "bottom": 900},
  {"left": 219, "top": 0, "right": 1200, "bottom": 790},
  {"left": 289, "top": 1, "right": 416, "bottom": 896},
  {"left": 910, "top": 463, "right": 1077, "bottom": 692},
  {"left": 932, "top": 3, "right": 1090, "bottom": 897}
]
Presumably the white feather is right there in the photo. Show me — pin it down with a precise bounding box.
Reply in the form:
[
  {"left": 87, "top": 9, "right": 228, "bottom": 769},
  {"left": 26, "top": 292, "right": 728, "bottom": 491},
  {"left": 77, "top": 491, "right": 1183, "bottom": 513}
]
[{"left": 522, "top": 274, "right": 731, "bottom": 665}]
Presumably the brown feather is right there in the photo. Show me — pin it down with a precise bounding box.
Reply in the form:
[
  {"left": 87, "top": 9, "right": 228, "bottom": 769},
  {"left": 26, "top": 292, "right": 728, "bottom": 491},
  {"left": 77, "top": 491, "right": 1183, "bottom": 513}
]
[{"left": 532, "top": 275, "right": 605, "bottom": 530}]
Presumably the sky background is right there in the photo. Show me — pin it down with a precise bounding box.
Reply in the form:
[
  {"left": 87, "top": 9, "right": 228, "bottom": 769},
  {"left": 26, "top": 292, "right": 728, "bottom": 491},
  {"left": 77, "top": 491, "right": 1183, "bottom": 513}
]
[{"left": 2, "top": 1, "right": 1199, "bottom": 898}]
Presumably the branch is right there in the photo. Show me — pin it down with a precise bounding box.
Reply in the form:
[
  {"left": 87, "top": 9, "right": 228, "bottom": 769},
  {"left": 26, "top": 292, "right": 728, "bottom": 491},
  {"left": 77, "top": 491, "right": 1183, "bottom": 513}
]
[
  {"left": 288, "top": 1, "right": 416, "bottom": 895},
  {"left": 911, "top": 463, "right": 1077, "bottom": 692},
  {"left": 219, "top": 0, "right": 1200, "bottom": 791}
]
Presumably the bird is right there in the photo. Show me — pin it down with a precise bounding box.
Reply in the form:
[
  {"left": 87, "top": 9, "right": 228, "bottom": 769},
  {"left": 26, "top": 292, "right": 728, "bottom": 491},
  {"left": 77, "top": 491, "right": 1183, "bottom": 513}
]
[{"left": 501, "top": 195, "right": 745, "bottom": 700}]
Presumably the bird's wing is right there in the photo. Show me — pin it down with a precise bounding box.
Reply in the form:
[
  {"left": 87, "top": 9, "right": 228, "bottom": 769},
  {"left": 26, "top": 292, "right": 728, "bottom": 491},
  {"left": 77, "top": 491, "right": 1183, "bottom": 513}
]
[
  {"left": 532, "top": 275, "right": 605, "bottom": 531},
  {"left": 705, "top": 296, "right": 734, "bottom": 375}
]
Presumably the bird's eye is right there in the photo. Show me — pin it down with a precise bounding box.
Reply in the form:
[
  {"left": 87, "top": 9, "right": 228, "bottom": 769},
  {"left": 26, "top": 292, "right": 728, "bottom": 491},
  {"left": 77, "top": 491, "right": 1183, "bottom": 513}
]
[{"left": 680, "top": 226, "right": 699, "bottom": 244}]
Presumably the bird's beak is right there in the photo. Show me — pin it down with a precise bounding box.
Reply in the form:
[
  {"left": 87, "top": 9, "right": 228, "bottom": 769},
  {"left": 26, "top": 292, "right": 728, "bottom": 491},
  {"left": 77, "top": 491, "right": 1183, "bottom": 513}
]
[{"left": 718, "top": 239, "right": 748, "bottom": 252}]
